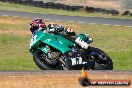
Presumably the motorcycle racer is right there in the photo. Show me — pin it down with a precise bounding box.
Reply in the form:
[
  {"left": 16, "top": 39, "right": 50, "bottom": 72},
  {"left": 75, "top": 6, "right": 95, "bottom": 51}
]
[
  {"left": 29, "top": 18, "right": 113, "bottom": 70},
  {"left": 29, "top": 18, "right": 92, "bottom": 49}
]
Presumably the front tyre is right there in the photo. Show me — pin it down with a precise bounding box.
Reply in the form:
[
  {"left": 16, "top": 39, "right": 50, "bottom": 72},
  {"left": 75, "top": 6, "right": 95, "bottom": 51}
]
[
  {"left": 33, "top": 50, "right": 62, "bottom": 70},
  {"left": 90, "top": 47, "right": 113, "bottom": 70}
]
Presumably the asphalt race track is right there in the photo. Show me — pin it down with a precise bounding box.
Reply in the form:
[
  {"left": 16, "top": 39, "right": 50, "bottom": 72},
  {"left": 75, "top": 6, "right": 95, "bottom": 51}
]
[
  {"left": 0, "top": 10, "right": 132, "bottom": 27},
  {"left": 0, "top": 71, "right": 131, "bottom": 88}
]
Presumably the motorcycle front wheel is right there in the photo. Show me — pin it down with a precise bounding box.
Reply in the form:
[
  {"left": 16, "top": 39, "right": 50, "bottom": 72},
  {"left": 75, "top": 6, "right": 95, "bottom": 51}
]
[
  {"left": 33, "top": 50, "right": 63, "bottom": 70},
  {"left": 90, "top": 47, "right": 113, "bottom": 70}
]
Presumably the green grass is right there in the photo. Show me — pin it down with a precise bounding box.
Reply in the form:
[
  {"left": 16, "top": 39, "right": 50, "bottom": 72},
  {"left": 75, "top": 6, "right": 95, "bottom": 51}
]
[
  {"left": 0, "top": 34, "right": 39, "bottom": 70},
  {"left": 109, "top": 51, "right": 132, "bottom": 70},
  {"left": 0, "top": 23, "right": 28, "bottom": 30},
  {"left": 0, "top": 16, "right": 30, "bottom": 30},
  {"left": 0, "top": 2, "right": 132, "bottom": 19},
  {"left": 0, "top": 16, "right": 132, "bottom": 70}
]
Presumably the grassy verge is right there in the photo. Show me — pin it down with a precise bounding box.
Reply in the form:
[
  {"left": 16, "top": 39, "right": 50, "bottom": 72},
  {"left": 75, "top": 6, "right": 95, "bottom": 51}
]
[
  {"left": 0, "top": 16, "right": 31, "bottom": 31},
  {"left": 0, "top": 2, "right": 132, "bottom": 19},
  {"left": 0, "top": 16, "right": 132, "bottom": 70},
  {"left": 0, "top": 34, "right": 39, "bottom": 70}
]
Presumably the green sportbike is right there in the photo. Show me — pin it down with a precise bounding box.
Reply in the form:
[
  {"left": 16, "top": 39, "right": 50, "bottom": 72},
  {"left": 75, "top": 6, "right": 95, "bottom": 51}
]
[{"left": 29, "top": 29, "right": 113, "bottom": 70}]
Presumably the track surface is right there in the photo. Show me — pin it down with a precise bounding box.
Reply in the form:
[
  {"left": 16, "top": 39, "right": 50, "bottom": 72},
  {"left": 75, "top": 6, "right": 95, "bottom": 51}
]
[
  {"left": 0, "top": 10, "right": 132, "bottom": 27},
  {"left": 0, "top": 71, "right": 131, "bottom": 88}
]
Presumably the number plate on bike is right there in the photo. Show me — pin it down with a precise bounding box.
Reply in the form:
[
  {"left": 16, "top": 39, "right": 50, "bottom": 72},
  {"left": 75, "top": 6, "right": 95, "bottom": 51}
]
[{"left": 71, "top": 57, "right": 83, "bottom": 65}]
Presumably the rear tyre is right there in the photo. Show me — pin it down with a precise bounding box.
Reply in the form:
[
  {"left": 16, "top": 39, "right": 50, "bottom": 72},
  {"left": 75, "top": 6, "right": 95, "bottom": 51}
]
[{"left": 33, "top": 50, "right": 62, "bottom": 70}]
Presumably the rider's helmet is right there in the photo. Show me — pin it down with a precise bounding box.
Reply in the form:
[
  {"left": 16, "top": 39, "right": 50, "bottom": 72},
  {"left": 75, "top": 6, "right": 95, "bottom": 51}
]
[
  {"left": 30, "top": 18, "right": 46, "bottom": 33},
  {"left": 47, "top": 23, "right": 55, "bottom": 30},
  {"left": 47, "top": 23, "right": 64, "bottom": 32},
  {"left": 65, "top": 27, "right": 75, "bottom": 36}
]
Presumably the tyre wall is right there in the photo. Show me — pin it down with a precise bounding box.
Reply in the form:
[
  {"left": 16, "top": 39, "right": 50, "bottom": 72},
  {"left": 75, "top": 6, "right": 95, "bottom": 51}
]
[{"left": 0, "top": 0, "right": 132, "bottom": 16}]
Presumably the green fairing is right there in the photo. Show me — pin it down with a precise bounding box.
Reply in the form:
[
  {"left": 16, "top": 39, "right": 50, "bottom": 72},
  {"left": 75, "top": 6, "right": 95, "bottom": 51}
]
[
  {"left": 29, "top": 30, "right": 76, "bottom": 54},
  {"left": 77, "top": 34, "right": 87, "bottom": 41}
]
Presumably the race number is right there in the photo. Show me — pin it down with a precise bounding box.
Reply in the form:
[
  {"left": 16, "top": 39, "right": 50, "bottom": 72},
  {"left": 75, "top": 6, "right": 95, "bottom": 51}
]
[
  {"left": 71, "top": 57, "right": 83, "bottom": 65},
  {"left": 29, "top": 35, "right": 37, "bottom": 49},
  {"left": 75, "top": 37, "right": 89, "bottom": 49}
]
